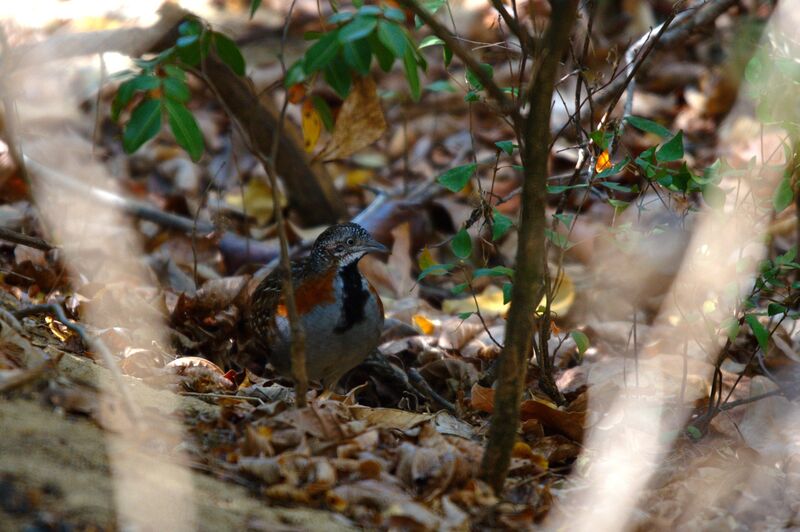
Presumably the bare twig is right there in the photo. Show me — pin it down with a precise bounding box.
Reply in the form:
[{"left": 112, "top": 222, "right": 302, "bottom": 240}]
[{"left": 0, "top": 226, "right": 54, "bottom": 251}]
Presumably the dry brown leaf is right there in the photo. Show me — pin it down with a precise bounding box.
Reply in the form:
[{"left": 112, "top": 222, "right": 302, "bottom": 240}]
[{"left": 316, "top": 77, "right": 387, "bottom": 162}]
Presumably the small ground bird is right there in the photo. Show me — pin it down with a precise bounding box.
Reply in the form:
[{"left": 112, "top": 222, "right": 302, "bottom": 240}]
[{"left": 249, "top": 223, "right": 387, "bottom": 391}]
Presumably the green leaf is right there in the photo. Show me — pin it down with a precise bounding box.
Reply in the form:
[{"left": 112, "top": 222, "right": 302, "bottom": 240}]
[
  {"left": 492, "top": 210, "right": 513, "bottom": 241},
  {"left": 495, "top": 140, "right": 515, "bottom": 155},
  {"left": 163, "top": 64, "right": 187, "bottom": 80},
  {"left": 774, "top": 177, "right": 794, "bottom": 212},
  {"left": 464, "top": 91, "right": 480, "bottom": 102},
  {"left": 502, "top": 282, "right": 513, "bottom": 304},
  {"left": 249, "top": 0, "right": 262, "bottom": 18},
  {"left": 403, "top": 47, "right": 421, "bottom": 101},
  {"left": 338, "top": 15, "right": 377, "bottom": 42},
  {"left": 383, "top": 7, "right": 406, "bottom": 22},
  {"left": 311, "top": 96, "right": 335, "bottom": 131},
  {"left": 179, "top": 19, "right": 202, "bottom": 36},
  {"left": 419, "top": 35, "right": 445, "bottom": 48},
  {"left": 376, "top": 20, "right": 406, "bottom": 57},
  {"left": 284, "top": 61, "right": 306, "bottom": 86},
  {"left": 443, "top": 44, "right": 453, "bottom": 66},
  {"left": 452, "top": 228, "right": 472, "bottom": 259},
  {"left": 545, "top": 229, "right": 573, "bottom": 249},
  {"left": 625, "top": 115, "right": 672, "bottom": 137},
  {"left": 163, "top": 76, "right": 190, "bottom": 103},
  {"left": 358, "top": 5, "right": 382, "bottom": 15},
  {"left": 425, "top": 80, "right": 455, "bottom": 93},
  {"left": 451, "top": 282, "right": 468, "bottom": 295},
  {"left": 369, "top": 32, "right": 395, "bottom": 71},
  {"left": 123, "top": 98, "right": 162, "bottom": 154},
  {"left": 685, "top": 426, "right": 703, "bottom": 440},
  {"left": 437, "top": 163, "right": 477, "bottom": 192},
  {"left": 213, "top": 33, "right": 246, "bottom": 75},
  {"left": 305, "top": 31, "right": 341, "bottom": 73},
  {"left": 418, "top": 263, "right": 454, "bottom": 280},
  {"left": 458, "top": 311, "right": 474, "bottom": 320},
  {"left": 164, "top": 100, "right": 204, "bottom": 161},
  {"left": 590, "top": 129, "right": 612, "bottom": 151},
  {"left": 745, "top": 314, "right": 769, "bottom": 351},
  {"left": 112, "top": 74, "right": 160, "bottom": 120},
  {"left": 474, "top": 266, "right": 514, "bottom": 278},
  {"left": 599, "top": 181, "right": 631, "bottom": 192},
  {"left": 720, "top": 317, "right": 740, "bottom": 342},
  {"left": 768, "top": 303, "right": 787, "bottom": 316},
  {"left": 608, "top": 198, "right": 629, "bottom": 211},
  {"left": 343, "top": 39, "right": 372, "bottom": 75},
  {"left": 177, "top": 34, "right": 199, "bottom": 48},
  {"left": 656, "top": 131, "right": 684, "bottom": 162},
  {"left": 324, "top": 60, "right": 352, "bottom": 99},
  {"left": 570, "top": 330, "right": 590, "bottom": 356},
  {"left": 465, "top": 63, "right": 493, "bottom": 90},
  {"left": 327, "top": 11, "right": 354, "bottom": 24}
]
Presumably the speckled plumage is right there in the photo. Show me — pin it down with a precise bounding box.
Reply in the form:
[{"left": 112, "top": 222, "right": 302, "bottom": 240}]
[{"left": 249, "top": 223, "right": 386, "bottom": 389}]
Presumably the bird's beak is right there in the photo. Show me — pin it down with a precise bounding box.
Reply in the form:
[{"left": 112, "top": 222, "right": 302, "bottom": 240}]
[{"left": 361, "top": 238, "right": 389, "bottom": 254}]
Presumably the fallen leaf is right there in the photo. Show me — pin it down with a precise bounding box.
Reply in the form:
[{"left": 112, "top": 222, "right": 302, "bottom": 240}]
[{"left": 316, "top": 77, "right": 387, "bottom": 162}]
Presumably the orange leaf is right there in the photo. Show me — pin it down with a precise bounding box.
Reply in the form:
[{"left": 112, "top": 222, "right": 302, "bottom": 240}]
[
  {"left": 595, "top": 150, "right": 612, "bottom": 172},
  {"left": 470, "top": 383, "right": 495, "bottom": 413},
  {"left": 301, "top": 99, "right": 322, "bottom": 153},
  {"left": 412, "top": 314, "right": 435, "bottom": 335},
  {"left": 287, "top": 83, "right": 306, "bottom": 104}
]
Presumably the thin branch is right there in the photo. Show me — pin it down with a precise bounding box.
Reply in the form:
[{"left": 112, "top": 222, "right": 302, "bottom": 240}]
[{"left": 0, "top": 227, "right": 54, "bottom": 251}]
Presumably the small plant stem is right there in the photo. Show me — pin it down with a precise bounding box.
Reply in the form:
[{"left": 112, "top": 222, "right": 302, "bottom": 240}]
[{"left": 479, "top": 0, "right": 578, "bottom": 494}]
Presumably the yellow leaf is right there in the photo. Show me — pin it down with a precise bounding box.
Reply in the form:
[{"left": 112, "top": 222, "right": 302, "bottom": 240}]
[
  {"left": 301, "top": 99, "right": 322, "bottom": 153},
  {"left": 412, "top": 314, "right": 435, "bottom": 335},
  {"left": 344, "top": 168, "right": 373, "bottom": 188},
  {"left": 442, "top": 272, "right": 575, "bottom": 318},
  {"left": 223, "top": 178, "right": 285, "bottom": 225},
  {"left": 443, "top": 285, "right": 507, "bottom": 317},
  {"left": 417, "top": 247, "right": 436, "bottom": 270},
  {"left": 595, "top": 150, "right": 612, "bottom": 173},
  {"left": 539, "top": 271, "right": 575, "bottom": 317}
]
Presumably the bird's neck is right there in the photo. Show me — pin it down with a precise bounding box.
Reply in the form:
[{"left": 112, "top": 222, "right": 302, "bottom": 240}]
[{"left": 335, "top": 260, "right": 369, "bottom": 333}]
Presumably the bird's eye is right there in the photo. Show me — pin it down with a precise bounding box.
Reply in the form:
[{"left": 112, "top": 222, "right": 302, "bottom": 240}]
[{"left": 346, "top": 238, "right": 355, "bottom": 246}]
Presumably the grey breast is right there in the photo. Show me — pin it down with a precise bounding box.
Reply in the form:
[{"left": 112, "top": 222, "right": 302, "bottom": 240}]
[{"left": 270, "top": 276, "right": 382, "bottom": 382}]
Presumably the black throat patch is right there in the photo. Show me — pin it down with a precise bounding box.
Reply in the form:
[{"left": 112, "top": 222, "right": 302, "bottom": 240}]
[{"left": 335, "top": 261, "right": 369, "bottom": 333}]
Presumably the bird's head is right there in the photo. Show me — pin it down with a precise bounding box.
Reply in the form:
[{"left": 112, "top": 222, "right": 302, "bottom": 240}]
[{"left": 311, "top": 222, "right": 389, "bottom": 266}]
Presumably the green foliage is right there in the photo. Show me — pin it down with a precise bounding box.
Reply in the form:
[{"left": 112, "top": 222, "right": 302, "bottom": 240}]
[
  {"left": 492, "top": 209, "right": 513, "bottom": 241},
  {"left": 113, "top": 17, "right": 249, "bottom": 161},
  {"left": 625, "top": 115, "right": 672, "bottom": 137},
  {"left": 287, "top": 6, "right": 427, "bottom": 101},
  {"left": 570, "top": 330, "right": 590, "bottom": 357},
  {"left": 452, "top": 228, "right": 472, "bottom": 259},
  {"left": 744, "top": 314, "right": 769, "bottom": 351},
  {"left": 437, "top": 163, "right": 478, "bottom": 192}
]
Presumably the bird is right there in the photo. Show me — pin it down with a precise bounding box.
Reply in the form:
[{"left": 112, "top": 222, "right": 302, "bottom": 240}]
[{"left": 249, "top": 222, "right": 388, "bottom": 392}]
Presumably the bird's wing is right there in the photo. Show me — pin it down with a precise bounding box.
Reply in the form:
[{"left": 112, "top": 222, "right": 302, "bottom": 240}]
[{"left": 249, "top": 262, "right": 306, "bottom": 336}]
